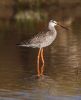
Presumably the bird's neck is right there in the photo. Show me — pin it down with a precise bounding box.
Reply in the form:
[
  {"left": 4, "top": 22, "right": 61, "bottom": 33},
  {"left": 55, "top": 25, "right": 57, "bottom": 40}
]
[{"left": 48, "top": 26, "right": 56, "bottom": 32}]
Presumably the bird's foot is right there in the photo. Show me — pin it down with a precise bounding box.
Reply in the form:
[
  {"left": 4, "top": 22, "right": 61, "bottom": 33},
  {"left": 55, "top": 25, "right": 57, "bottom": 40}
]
[{"left": 37, "top": 72, "right": 41, "bottom": 77}]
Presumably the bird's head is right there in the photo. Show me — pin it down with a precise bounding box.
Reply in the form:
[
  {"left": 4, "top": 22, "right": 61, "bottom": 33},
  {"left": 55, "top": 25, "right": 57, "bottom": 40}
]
[
  {"left": 48, "top": 20, "right": 69, "bottom": 31},
  {"left": 49, "top": 20, "right": 57, "bottom": 26},
  {"left": 48, "top": 20, "right": 57, "bottom": 30}
]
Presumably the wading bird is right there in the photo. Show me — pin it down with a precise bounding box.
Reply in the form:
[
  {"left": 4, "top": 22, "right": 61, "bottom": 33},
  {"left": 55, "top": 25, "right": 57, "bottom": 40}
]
[{"left": 19, "top": 20, "right": 69, "bottom": 77}]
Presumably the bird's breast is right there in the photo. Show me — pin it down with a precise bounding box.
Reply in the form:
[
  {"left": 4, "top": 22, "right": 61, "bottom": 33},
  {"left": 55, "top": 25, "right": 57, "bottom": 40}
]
[{"left": 40, "top": 33, "right": 57, "bottom": 48}]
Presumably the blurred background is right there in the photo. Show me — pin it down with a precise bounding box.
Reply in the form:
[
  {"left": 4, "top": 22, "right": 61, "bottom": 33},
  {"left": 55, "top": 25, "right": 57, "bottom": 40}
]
[{"left": 0, "top": 0, "right": 81, "bottom": 100}]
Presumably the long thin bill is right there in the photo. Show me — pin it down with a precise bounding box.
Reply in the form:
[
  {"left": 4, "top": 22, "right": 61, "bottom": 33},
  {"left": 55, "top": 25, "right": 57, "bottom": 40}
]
[{"left": 58, "top": 23, "right": 70, "bottom": 30}]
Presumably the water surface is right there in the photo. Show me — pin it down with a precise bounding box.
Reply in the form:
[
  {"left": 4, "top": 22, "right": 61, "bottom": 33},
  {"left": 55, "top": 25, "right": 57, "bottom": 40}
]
[{"left": 0, "top": 8, "right": 81, "bottom": 100}]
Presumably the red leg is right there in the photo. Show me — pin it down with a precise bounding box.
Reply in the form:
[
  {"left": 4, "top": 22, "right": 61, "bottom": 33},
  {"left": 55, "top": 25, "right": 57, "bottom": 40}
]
[
  {"left": 37, "top": 48, "right": 41, "bottom": 77},
  {"left": 40, "top": 48, "right": 44, "bottom": 76}
]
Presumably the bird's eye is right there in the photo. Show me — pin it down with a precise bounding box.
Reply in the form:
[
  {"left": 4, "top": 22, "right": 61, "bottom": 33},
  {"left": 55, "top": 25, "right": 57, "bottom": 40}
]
[{"left": 54, "top": 21, "right": 57, "bottom": 24}]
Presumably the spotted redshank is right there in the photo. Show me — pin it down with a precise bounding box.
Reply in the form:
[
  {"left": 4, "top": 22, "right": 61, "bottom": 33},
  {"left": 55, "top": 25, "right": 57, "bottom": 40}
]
[{"left": 18, "top": 20, "right": 68, "bottom": 77}]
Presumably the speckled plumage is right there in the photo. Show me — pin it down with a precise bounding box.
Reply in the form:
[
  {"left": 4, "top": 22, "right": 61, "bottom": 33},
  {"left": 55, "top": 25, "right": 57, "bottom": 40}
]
[{"left": 20, "top": 20, "right": 57, "bottom": 48}]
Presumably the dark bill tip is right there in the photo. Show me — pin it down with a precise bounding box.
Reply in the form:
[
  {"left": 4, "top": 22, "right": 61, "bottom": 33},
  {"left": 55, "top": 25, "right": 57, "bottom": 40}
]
[{"left": 58, "top": 23, "right": 70, "bottom": 31}]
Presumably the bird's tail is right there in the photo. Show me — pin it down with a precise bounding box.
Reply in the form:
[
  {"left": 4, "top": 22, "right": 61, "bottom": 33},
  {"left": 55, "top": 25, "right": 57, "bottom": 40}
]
[{"left": 16, "top": 43, "right": 30, "bottom": 47}]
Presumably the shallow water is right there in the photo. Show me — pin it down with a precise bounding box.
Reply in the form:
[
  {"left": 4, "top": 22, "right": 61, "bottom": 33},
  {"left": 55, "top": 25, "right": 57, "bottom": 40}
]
[{"left": 0, "top": 8, "right": 81, "bottom": 100}]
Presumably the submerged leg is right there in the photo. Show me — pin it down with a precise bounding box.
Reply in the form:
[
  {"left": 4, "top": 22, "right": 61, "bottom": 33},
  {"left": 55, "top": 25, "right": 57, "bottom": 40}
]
[
  {"left": 40, "top": 48, "right": 44, "bottom": 76},
  {"left": 37, "top": 48, "right": 41, "bottom": 77}
]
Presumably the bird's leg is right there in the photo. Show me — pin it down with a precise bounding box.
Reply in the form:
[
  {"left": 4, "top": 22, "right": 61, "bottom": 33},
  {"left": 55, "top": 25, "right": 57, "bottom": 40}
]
[
  {"left": 40, "top": 48, "right": 44, "bottom": 76},
  {"left": 37, "top": 48, "right": 41, "bottom": 77}
]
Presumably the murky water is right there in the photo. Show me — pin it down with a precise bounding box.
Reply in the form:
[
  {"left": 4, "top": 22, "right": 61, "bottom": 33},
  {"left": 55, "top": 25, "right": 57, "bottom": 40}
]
[{"left": 0, "top": 8, "right": 81, "bottom": 100}]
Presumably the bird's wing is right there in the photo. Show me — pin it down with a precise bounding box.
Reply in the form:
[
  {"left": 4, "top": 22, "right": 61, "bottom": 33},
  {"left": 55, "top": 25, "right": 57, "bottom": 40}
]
[{"left": 28, "top": 30, "right": 50, "bottom": 44}]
